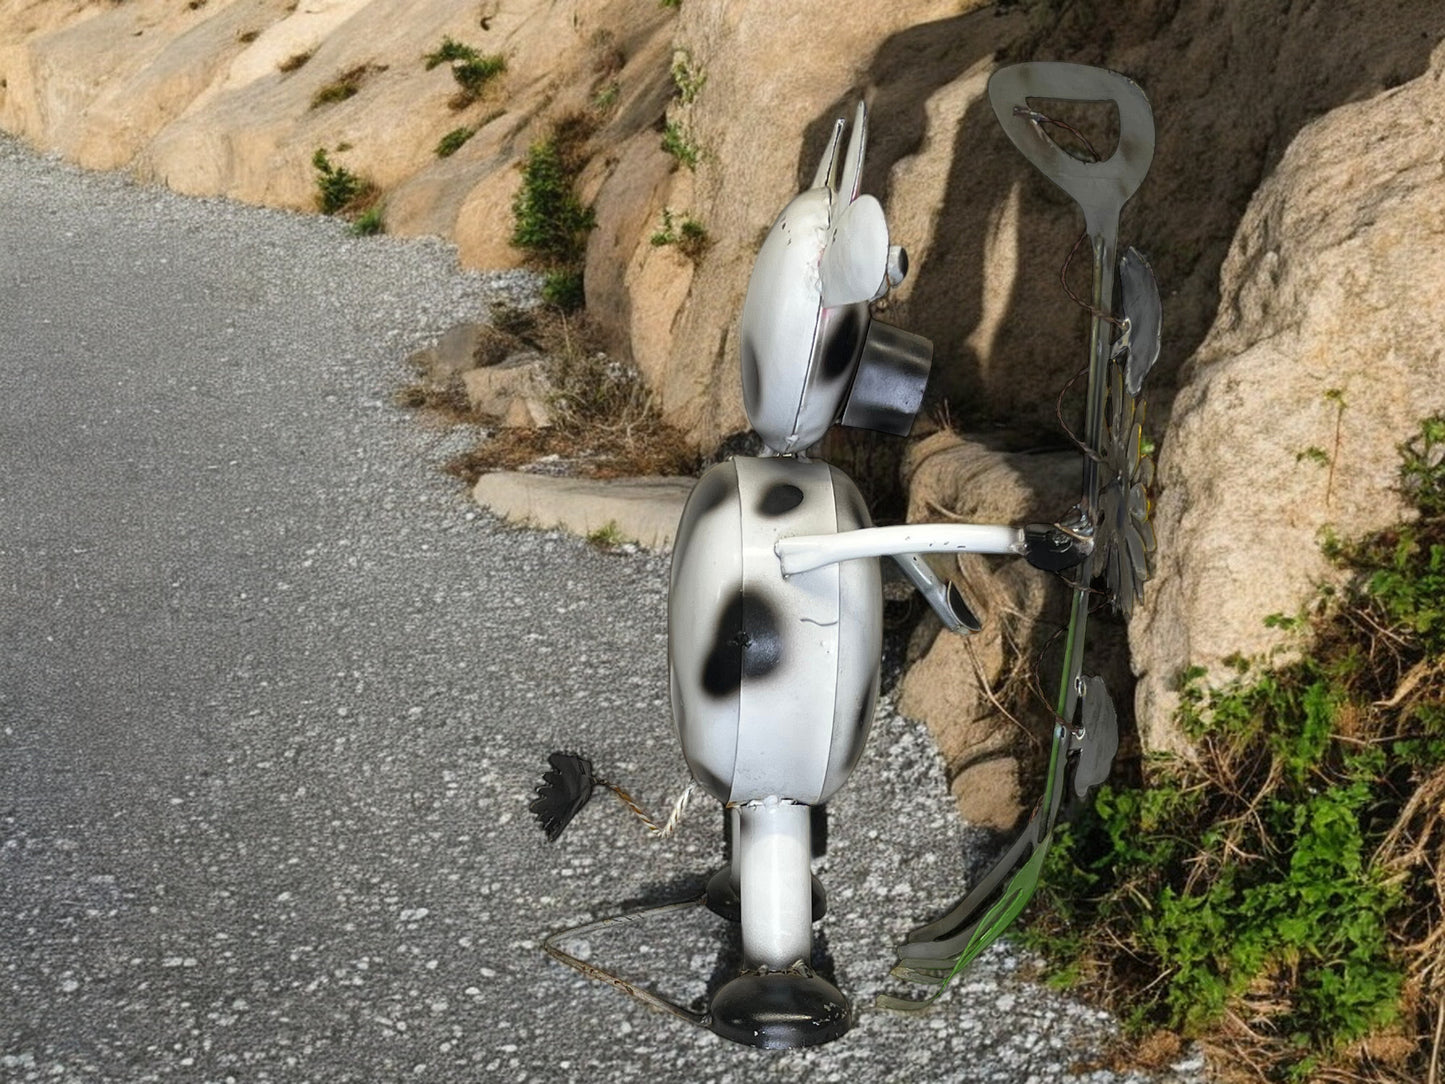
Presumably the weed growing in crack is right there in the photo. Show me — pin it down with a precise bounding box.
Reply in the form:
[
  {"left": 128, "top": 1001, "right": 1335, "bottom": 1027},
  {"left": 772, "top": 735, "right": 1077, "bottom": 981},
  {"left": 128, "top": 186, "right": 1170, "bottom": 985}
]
[
  {"left": 650, "top": 208, "right": 710, "bottom": 263},
  {"left": 670, "top": 49, "right": 705, "bottom": 105},
  {"left": 585, "top": 521, "right": 627, "bottom": 549},
  {"left": 510, "top": 120, "right": 596, "bottom": 312},
  {"left": 311, "top": 148, "right": 378, "bottom": 218},
  {"left": 435, "top": 126, "right": 476, "bottom": 158},
  {"left": 424, "top": 37, "right": 505, "bottom": 109},
  {"left": 661, "top": 120, "right": 699, "bottom": 171}
]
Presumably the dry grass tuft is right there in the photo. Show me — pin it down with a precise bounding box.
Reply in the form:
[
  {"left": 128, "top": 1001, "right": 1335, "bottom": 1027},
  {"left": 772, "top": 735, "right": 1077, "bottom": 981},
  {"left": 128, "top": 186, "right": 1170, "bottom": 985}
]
[{"left": 443, "top": 309, "right": 697, "bottom": 483}]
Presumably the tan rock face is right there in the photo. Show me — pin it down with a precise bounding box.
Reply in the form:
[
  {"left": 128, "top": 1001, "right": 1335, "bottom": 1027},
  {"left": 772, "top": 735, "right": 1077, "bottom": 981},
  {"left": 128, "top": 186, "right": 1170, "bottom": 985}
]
[
  {"left": 1131, "top": 43, "right": 1445, "bottom": 754},
  {"left": 0, "top": 0, "right": 675, "bottom": 228},
  {"left": 4, "top": 0, "right": 1442, "bottom": 439},
  {"left": 7, "top": 0, "right": 1445, "bottom": 776}
]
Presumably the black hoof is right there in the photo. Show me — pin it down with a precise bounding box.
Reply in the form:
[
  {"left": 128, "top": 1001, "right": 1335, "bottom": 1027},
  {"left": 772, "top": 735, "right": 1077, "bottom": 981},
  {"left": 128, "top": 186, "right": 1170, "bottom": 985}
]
[
  {"left": 709, "top": 969, "right": 850, "bottom": 1048},
  {"left": 704, "top": 867, "right": 827, "bottom": 923}
]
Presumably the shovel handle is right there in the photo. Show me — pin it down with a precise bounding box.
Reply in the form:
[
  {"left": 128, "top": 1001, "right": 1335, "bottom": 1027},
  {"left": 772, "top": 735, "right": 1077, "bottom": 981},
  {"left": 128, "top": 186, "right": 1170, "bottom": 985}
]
[{"left": 987, "top": 63, "right": 1154, "bottom": 236}]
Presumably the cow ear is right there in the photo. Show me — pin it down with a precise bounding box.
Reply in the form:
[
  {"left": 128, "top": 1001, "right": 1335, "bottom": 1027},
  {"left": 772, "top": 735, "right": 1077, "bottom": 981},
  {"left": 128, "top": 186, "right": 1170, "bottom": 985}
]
[{"left": 819, "top": 195, "right": 888, "bottom": 308}]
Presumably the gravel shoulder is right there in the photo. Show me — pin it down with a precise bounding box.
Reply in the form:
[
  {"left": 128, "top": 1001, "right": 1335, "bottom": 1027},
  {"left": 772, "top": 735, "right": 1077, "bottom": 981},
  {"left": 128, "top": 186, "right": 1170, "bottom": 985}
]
[{"left": 0, "top": 137, "right": 1203, "bottom": 1084}]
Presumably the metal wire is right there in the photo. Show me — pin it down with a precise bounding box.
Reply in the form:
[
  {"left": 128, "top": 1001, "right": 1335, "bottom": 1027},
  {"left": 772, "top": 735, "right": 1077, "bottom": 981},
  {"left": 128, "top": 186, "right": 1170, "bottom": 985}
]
[
  {"left": 597, "top": 779, "right": 698, "bottom": 839},
  {"left": 542, "top": 896, "right": 711, "bottom": 1029}
]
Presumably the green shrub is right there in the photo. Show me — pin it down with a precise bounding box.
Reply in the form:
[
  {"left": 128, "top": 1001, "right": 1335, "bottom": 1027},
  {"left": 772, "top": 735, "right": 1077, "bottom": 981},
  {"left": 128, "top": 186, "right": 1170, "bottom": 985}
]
[
  {"left": 511, "top": 138, "right": 594, "bottom": 268},
  {"left": 453, "top": 54, "right": 505, "bottom": 97},
  {"left": 312, "top": 149, "right": 362, "bottom": 213},
  {"left": 661, "top": 121, "right": 699, "bottom": 170},
  {"left": 435, "top": 126, "right": 476, "bottom": 158},
  {"left": 1023, "top": 414, "right": 1445, "bottom": 1081},
  {"left": 540, "top": 269, "right": 585, "bottom": 313},
  {"left": 350, "top": 205, "right": 384, "bottom": 236}
]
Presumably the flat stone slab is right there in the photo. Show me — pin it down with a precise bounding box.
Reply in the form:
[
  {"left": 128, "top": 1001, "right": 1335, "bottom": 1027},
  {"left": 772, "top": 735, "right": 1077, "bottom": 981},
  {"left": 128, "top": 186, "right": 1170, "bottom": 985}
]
[{"left": 471, "top": 471, "right": 696, "bottom": 549}]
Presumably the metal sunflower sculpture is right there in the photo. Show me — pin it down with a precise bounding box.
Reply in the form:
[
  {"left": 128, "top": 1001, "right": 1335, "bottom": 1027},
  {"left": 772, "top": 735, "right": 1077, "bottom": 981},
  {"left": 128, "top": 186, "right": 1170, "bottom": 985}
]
[{"left": 1096, "top": 357, "right": 1157, "bottom": 619}]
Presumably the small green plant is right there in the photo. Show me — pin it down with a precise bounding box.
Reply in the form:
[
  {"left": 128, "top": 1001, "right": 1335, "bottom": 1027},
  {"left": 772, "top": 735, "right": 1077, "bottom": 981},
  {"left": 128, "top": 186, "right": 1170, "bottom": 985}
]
[
  {"left": 1400, "top": 413, "right": 1445, "bottom": 517},
  {"left": 311, "top": 148, "right": 376, "bottom": 217},
  {"left": 310, "top": 63, "right": 383, "bottom": 109},
  {"left": 586, "top": 520, "right": 626, "bottom": 549},
  {"left": 422, "top": 36, "right": 478, "bottom": 68},
  {"left": 350, "top": 205, "right": 384, "bottom": 236},
  {"left": 424, "top": 37, "right": 505, "bottom": 108},
  {"left": 511, "top": 129, "right": 595, "bottom": 312},
  {"left": 435, "top": 126, "right": 477, "bottom": 158},
  {"left": 541, "top": 269, "right": 585, "bottom": 313},
  {"left": 591, "top": 81, "right": 620, "bottom": 114},
  {"left": 511, "top": 141, "right": 594, "bottom": 262},
  {"left": 312, "top": 148, "right": 360, "bottom": 213},
  {"left": 1023, "top": 414, "right": 1445, "bottom": 1082},
  {"left": 277, "top": 51, "right": 311, "bottom": 73},
  {"left": 670, "top": 49, "right": 705, "bottom": 105},
  {"left": 661, "top": 121, "right": 700, "bottom": 170},
  {"left": 650, "top": 208, "right": 710, "bottom": 263},
  {"left": 659, "top": 0, "right": 680, "bottom": 8},
  {"left": 1296, "top": 445, "right": 1330, "bottom": 467}
]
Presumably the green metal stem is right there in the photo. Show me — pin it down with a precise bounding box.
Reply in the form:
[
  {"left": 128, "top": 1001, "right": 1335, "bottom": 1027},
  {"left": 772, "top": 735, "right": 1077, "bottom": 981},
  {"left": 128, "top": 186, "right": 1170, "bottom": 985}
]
[{"left": 1055, "top": 232, "right": 1116, "bottom": 724}]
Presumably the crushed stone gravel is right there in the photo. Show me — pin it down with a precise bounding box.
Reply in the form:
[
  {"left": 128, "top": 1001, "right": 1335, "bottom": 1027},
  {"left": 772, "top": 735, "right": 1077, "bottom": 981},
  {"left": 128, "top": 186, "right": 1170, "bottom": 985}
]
[{"left": 0, "top": 134, "right": 1206, "bottom": 1084}]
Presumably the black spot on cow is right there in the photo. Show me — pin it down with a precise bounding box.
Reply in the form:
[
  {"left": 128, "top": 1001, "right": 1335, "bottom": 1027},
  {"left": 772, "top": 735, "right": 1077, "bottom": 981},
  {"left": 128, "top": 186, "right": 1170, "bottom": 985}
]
[
  {"left": 690, "top": 463, "right": 735, "bottom": 517},
  {"left": 758, "top": 483, "right": 804, "bottom": 517},
  {"left": 829, "top": 468, "right": 872, "bottom": 528},
  {"left": 672, "top": 463, "right": 735, "bottom": 562},
  {"left": 741, "top": 336, "right": 762, "bottom": 414},
  {"left": 855, "top": 692, "right": 875, "bottom": 737},
  {"left": 819, "top": 305, "right": 865, "bottom": 380},
  {"left": 701, "top": 591, "right": 783, "bottom": 698}
]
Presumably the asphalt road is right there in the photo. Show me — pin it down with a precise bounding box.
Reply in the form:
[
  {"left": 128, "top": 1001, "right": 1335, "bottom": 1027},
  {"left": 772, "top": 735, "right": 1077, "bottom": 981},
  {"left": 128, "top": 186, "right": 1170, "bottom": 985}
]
[{"left": 0, "top": 138, "right": 1204, "bottom": 1084}]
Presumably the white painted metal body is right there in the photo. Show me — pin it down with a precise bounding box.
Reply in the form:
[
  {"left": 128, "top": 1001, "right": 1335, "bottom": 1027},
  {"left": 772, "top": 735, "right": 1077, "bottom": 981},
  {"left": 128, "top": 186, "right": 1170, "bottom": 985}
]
[
  {"left": 737, "top": 798, "right": 813, "bottom": 968},
  {"left": 669, "top": 456, "right": 881, "bottom": 807}
]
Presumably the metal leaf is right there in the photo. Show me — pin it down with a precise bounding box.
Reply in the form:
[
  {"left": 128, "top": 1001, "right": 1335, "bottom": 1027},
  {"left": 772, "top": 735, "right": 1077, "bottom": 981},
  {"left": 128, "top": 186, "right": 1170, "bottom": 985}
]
[
  {"left": 530, "top": 752, "right": 598, "bottom": 842},
  {"left": 1071, "top": 676, "right": 1119, "bottom": 800},
  {"left": 1094, "top": 359, "right": 1157, "bottom": 618},
  {"left": 1119, "top": 246, "right": 1161, "bottom": 396}
]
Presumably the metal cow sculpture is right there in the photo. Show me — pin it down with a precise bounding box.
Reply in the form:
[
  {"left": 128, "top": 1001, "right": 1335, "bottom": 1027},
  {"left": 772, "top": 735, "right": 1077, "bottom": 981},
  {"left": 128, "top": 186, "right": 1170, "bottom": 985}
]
[{"left": 531, "top": 63, "right": 1161, "bottom": 1048}]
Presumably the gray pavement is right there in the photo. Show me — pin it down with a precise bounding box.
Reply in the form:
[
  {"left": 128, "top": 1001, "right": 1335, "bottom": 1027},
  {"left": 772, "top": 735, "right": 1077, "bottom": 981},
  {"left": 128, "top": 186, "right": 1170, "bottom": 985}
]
[{"left": 0, "top": 137, "right": 1204, "bottom": 1084}]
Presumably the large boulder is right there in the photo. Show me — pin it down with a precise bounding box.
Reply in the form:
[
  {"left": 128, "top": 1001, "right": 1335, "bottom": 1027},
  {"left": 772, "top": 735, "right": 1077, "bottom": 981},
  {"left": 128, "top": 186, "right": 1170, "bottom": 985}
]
[{"left": 1131, "top": 42, "right": 1445, "bottom": 754}]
